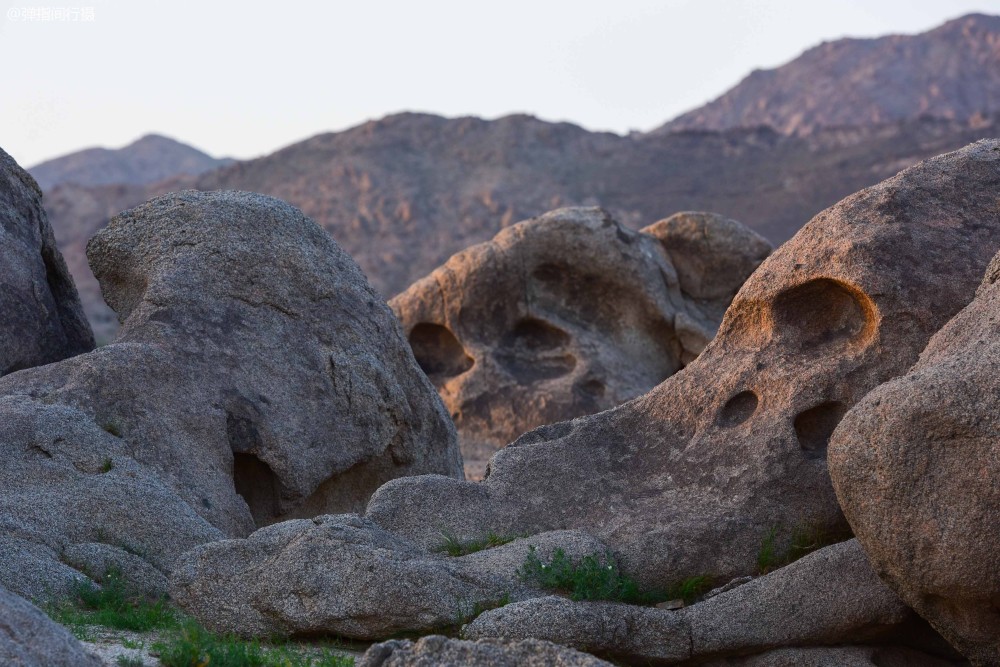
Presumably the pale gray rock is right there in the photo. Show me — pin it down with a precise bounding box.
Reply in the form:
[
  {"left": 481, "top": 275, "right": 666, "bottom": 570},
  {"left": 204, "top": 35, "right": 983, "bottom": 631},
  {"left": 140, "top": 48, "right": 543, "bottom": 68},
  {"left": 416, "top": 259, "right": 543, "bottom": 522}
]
[
  {"left": 358, "top": 635, "right": 613, "bottom": 667},
  {"left": 171, "top": 513, "right": 609, "bottom": 640},
  {"left": 390, "top": 207, "right": 770, "bottom": 478},
  {"left": 0, "top": 190, "right": 461, "bottom": 600},
  {"left": 699, "top": 646, "right": 965, "bottom": 667},
  {"left": 0, "top": 146, "right": 93, "bottom": 376},
  {"left": 368, "top": 140, "right": 1000, "bottom": 589},
  {"left": 0, "top": 585, "right": 101, "bottom": 667}
]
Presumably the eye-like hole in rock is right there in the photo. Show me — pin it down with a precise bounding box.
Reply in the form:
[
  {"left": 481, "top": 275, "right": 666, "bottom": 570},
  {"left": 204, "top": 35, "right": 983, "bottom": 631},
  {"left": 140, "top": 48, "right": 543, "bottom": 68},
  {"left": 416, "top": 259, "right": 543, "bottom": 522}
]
[
  {"left": 718, "top": 390, "right": 759, "bottom": 427},
  {"left": 408, "top": 323, "right": 473, "bottom": 383},
  {"left": 771, "top": 278, "right": 874, "bottom": 349},
  {"left": 794, "top": 401, "right": 848, "bottom": 459},
  {"left": 496, "top": 317, "right": 576, "bottom": 382},
  {"left": 233, "top": 452, "right": 282, "bottom": 527}
]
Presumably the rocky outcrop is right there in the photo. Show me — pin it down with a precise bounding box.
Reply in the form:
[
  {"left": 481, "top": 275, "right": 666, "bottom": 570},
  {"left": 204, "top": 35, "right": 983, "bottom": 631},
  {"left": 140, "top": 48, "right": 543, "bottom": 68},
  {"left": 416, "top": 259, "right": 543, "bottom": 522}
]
[
  {"left": 390, "top": 207, "right": 769, "bottom": 477},
  {"left": 830, "top": 245, "right": 1000, "bottom": 664},
  {"left": 0, "top": 190, "right": 461, "bottom": 601},
  {"left": 171, "top": 513, "right": 608, "bottom": 639},
  {"left": 0, "top": 147, "right": 93, "bottom": 376},
  {"left": 466, "top": 540, "right": 949, "bottom": 664},
  {"left": 699, "top": 646, "right": 964, "bottom": 667},
  {"left": 0, "top": 585, "right": 101, "bottom": 667},
  {"left": 358, "top": 635, "right": 613, "bottom": 667},
  {"left": 366, "top": 140, "right": 1000, "bottom": 589}
]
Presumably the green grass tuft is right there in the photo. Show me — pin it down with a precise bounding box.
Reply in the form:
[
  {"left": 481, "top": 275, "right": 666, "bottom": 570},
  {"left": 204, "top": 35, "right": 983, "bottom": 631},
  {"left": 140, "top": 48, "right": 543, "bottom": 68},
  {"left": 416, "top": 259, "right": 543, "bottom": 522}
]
[
  {"left": 153, "top": 620, "right": 354, "bottom": 667},
  {"left": 757, "top": 523, "right": 853, "bottom": 574},
  {"left": 116, "top": 656, "right": 145, "bottom": 667},
  {"left": 46, "top": 569, "right": 177, "bottom": 633},
  {"left": 665, "top": 575, "right": 711, "bottom": 605},
  {"left": 437, "top": 530, "right": 526, "bottom": 556},
  {"left": 518, "top": 547, "right": 661, "bottom": 604}
]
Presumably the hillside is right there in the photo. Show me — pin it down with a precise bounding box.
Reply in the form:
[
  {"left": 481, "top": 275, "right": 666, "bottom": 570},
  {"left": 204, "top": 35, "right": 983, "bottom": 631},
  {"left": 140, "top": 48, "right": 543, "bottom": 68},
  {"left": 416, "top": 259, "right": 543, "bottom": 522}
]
[
  {"left": 44, "top": 112, "right": 1000, "bottom": 341},
  {"left": 29, "top": 133, "right": 232, "bottom": 191},
  {"left": 657, "top": 13, "right": 1000, "bottom": 135}
]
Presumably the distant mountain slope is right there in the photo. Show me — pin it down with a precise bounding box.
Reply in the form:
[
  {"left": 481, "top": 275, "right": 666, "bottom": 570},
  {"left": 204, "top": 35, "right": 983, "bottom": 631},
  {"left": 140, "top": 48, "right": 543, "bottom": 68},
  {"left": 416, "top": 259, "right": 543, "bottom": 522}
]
[
  {"left": 44, "top": 112, "right": 1000, "bottom": 342},
  {"left": 29, "top": 134, "right": 232, "bottom": 190},
  {"left": 657, "top": 13, "right": 1000, "bottom": 135}
]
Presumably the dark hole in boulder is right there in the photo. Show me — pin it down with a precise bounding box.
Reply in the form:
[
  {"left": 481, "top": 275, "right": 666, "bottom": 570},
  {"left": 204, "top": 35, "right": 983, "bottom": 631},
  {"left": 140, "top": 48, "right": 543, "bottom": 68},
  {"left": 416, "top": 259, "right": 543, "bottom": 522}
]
[
  {"left": 233, "top": 452, "right": 282, "bottom": 528},
  {"left": 496, "top": 317, "right": 576, "bottom": 382},
  {"left": 718, "top": 390, "right": 759, "bottom": 427},
  {"left": 794, "top": 401, "right": 848, "bottom": 459},
  {"left": 408, "top": 323, "right": 473, "bottom": 384},
  {"left": 772, "top": 278, "right": 872, "bottom": 349}
]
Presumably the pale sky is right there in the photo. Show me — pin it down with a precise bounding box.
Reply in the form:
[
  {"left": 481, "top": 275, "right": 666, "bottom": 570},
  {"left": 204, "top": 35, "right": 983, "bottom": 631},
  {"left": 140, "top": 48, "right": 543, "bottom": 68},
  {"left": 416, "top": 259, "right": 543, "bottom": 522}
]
[{"left": 2, "top": 0, "right": 998, "bottom": 167}]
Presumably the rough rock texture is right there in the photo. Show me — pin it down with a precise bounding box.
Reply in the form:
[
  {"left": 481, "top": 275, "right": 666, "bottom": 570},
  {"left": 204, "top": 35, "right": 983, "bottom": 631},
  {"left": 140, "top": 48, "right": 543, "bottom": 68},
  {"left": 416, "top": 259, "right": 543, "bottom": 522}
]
[
  {"left": 366, "top": 140, "right": 1000, "bottom": 588},
  {"left": 390, "top": 207, "right": 770, "bottom": 477},
  {"left": 171, "top": 513, "right": 608, "bottom": 640},
  {"left": 0, "top": 190, "right": 460, "bottom": 601},
  {"left": 358, "top": 635, "right": 613, "bottom": 667},
  {"left": 830, "top": 247, "right": 1000, "bottom": 664},
  {"left": 466, "top": 540, "right": 946, "bottom": 664},
  {"left": 658, "top": 14, "right": 1000, "bottom": 135},
  {"left": 0, "top": 146, "right": 93, "bottom": 375},
  {"left": 699, "top": 646, "right": 964, "bottom": 667},
  {"left": 0, "top": 585, "right": 101, "bottom": 666}
]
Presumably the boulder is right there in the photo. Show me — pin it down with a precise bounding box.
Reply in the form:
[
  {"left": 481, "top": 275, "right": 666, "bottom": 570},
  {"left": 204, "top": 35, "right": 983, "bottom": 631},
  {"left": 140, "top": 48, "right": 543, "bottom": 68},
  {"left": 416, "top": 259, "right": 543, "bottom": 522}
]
[
  {"left": 0, "top": 147, "right": 93, "bottom": 375},
  {"left": 0, "top": 585, "right": 101, "bottom": 667},
  {"left": 699, "top": 646, "right": 964, "bottom": 667},
  {"left": 367, "top": 140, "right": 1000, "bottom": 587},
  {"left": 830, "top": 244, "right": 1000, "bottom": 664},
  {"left": 357, "top": 635, "right": 613, "bottom": 667},
  {"left": 171, "top": 513, "right": 608, "bottom": 639},
  {"left": 466, "top": 540, "right": 948, "bottom": 664},
  {"left": 0, "top": 190, "right": 461, "bottom": 601},
  {"left": 390, "top": 207, "right": 770, "bottom": 478}
]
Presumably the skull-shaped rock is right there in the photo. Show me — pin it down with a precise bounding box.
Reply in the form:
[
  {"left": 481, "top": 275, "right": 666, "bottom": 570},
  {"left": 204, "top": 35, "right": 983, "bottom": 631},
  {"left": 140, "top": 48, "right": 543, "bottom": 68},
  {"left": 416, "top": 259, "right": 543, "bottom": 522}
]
[
  {"left": 390, "top": 207, "right": 771, "bottom": 478},
  {"left": 368, "top": 140, "right": 1000, "bottom": 587}
]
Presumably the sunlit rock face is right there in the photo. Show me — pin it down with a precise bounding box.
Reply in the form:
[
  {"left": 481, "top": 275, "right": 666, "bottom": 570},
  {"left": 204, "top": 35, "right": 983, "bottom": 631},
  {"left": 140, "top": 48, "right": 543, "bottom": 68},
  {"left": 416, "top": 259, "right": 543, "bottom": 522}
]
[{"left": 391, "top": 207, "right": 770, "bottom": 478}]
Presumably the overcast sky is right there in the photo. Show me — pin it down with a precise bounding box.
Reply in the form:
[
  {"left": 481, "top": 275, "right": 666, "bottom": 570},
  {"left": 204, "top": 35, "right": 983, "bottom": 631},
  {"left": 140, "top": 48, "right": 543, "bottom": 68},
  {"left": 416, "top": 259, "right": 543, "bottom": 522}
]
[{"left": 2, "top": 0, "right": 998, "bottom": 167}]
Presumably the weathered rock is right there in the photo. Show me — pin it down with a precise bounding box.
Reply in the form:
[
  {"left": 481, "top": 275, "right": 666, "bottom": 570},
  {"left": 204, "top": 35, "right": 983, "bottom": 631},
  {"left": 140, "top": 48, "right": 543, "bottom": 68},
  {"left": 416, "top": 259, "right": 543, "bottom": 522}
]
[
  {"left": 0, "top": 190, "right": 461, "bottom": 600},
  {"left": 171, "top": 513, "right": 608, "bottom": 639},
  {"left": 0, "top": 585, "right": 101, "bottom": 667},
  {"left": 466, "top": 540, "right": 945, "bottom": 664},
  {"left": 0, "top": 147, "right": 93, "bottom": 375},
  {"left": 391, "top": 207, "right": 770, "bottom": 478},
  {"left": 699, "top": 646, "right": 965, "bottom": 667},
  {"left": 358, "top": 635, "right": 613, "bottom": 667},
  {"left": 367, "top": 140, "right": 1000, "bottom": 587},
  {"left": 830, "top": 245, "right": 1000, "bottom": 665}
]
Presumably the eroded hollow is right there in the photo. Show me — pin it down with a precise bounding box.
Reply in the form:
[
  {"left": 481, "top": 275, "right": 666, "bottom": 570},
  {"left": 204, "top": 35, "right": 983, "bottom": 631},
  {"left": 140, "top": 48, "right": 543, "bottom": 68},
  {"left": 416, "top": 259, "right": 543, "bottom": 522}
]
[
  {"left": 496, "top": 317, "right": 576, "bottom": 382},
  {"left": 771, "top": 278, "right": 873, "bottom": 349},
  {"left": 718, "top": 390, "right": 759, "bottom": 427},
  {"left": 794, "top": 401, "right": 848, "bottom": 459},
  {"left": 408, "top": 323, "right": 473, "bottom": 383},
  {"left": 233, "top": 452, "right": 282, "bottom": 528}
]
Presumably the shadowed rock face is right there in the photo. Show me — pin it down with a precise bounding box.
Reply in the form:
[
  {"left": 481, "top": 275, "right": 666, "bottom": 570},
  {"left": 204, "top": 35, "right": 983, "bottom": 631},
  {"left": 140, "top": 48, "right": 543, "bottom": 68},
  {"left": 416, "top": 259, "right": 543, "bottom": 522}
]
[
  {"left": 0, "top": 147, "right": 93, "bottom": 375},
  {"left": 390, "top": 207, "right": 770, "bottom": 478},
  {"left": 0, "top": 190, "right": 461, "bottom": 601},
  {"left": 830, "top": 247, "right": 1000, "bottom": 665},
  {"left": 0, "top": 585, "right": 101, "bottom": 667},
  {"left": 366, "top": 140, "right": 1000, "bottom": 588},
  {"left": 357, "top": 635, "right": 614, "bottom": 667}
]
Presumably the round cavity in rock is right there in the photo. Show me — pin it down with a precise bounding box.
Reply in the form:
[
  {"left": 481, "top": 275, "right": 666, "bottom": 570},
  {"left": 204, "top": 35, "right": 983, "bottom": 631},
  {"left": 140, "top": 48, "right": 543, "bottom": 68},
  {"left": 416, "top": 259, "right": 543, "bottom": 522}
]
[
  {"left": 771, "top": 278, "right": 874, "bottom": 349},
  {"left": 233, "top": 452, "right": 282, "bottom": 527},
  {"left": 408, "top": 323, "right": 474, "bottom": 383},
  {"left": 794, "top": 401, "right": 848, "bottom": 459},
  {"left": 496, "top": 317, "right": 576, "bottom": 382},
  {"left": 718, "top": 390, "right": 759, "bottom": 427}
]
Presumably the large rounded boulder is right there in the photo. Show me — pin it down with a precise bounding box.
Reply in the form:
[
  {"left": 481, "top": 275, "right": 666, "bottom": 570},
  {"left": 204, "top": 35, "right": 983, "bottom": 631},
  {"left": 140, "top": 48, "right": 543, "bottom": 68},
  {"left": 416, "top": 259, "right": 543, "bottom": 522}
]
[
  {"left": 0, "top": 190, "right": 461, "bottom": 600},
  {"left": 830, "top": 244, "right": 1000, "bottom": 664},
  {"left": 0, "top": 147, "right": 93, "bottom": 375}
]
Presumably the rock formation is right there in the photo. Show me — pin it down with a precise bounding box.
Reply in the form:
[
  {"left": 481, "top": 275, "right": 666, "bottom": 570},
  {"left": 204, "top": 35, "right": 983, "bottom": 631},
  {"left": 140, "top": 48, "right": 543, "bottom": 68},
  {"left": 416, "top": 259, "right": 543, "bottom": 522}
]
[
  {"left": 0, "top": 147, "right": 93, "bottom": 376},
  {"left": 0, "top": 585, "right": 101, "bottom": 667},
  {"left": 0, "top": 190, "right": 461, "bottom": 601},
  {"left": 390, "top": 207, "right": 770, "bottom": 477},
  {"left": 367, "top": 140, "right": 1000, "bottom": 589},
  {"left": 171, "top": 141, "right": 1000, "bottom": 644},
  {"left": 830, "top": 244, "right": 1000, "bottom": 664},
  {"left": 358, "top": 635, "right": 613, "bottom": 667},
  {"left": 465, "top": 540, "right": 954, "bottom": 664}
]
